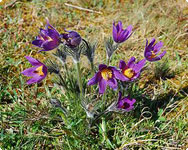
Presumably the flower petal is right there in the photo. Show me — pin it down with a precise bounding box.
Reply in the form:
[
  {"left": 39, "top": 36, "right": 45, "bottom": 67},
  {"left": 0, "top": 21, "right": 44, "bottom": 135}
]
[
  {"left": 45, "top": 20, "right": 60, "bottom": 36},
  {"left": 147, "top": 51, "right": 166, "bottom": 62},
  {"left": 119, "top": 60, "right": 126, "bottom": 70},
  {"left": 112, "top": 24, "right": 118, "bottom": 42},
  {"left": 145, "top": 38, "right": 155, "bottom": 55},
  {"left": 131, "top": 99, "right": 136, "bottom": 105},
  {"left": 110, "top": 67, "right": 127, "bottom": 81},
  {"left": 133, "top": 59, "right": 146, "bottom": 73},
  {"left": 88, "top": 72, "right": 101, "bottom": 85},
  {"left": 26, "top": 75, "right": 44, "bottom": 85},
  {"left": 46, "top": 19, "right": 56, "bottom": 30},
  {"left": 121, "top": 25, "right": 133, "bottom": 41},
  {"left": 32, "top": 40, "right": 44, "bottom": 47},
  {"left": 99, "top": 78, "right": 107, "bottom": 94},
  {"left": 21, "top": 66, "right": 38, "bottom": 77},
  {"left": 153, "top": 41, "right": 163, "bottom": 54},
  {"left": 117, "top": 21, "right": 123, "bottom": 32},
  {"left": 99, "top": 64, "right": 107, "bottom": 71},
  {"left": 131, "top": 72, "right": 140, "bottom": 81},
  {"left": 70, "top": 36, "right": 82, "bottom": 47},
  {"left": 42, "top": 64, "right": 48, "bottom": 77},
  {"left": 25, "top": 56, "right": 42, "bottom": 66},
  {"left": 107, "top": 78, "right": 117, "bottom": 90},
  {"left": 127, "top": 57, "right": 136, "bottom": 67},
  {"left": 42, "top": 41, "right": 59, "bottom": 51},
  {"left": 125, "top": 105, "right": 134, "bottom": 111},
  {"left": 118, "top": 29, "right": 127, "bottom": 42},
  {"left": 148, "top": 38, "right": 155, "bottom": 48},
  {"left": 145, "top": 39, "right": 148, "bottom": 47},
  {"left": 125, "top": 25, "right": 132, "bottom": 37},
  {"left": 117, "top": 100, "right": 124, "bottom": 108},
  {"left": 149, "top": 51, "right": 166, "bottom": 61},
  {"left": 47, "top": 28, "right": 60, "bottom": 39}
]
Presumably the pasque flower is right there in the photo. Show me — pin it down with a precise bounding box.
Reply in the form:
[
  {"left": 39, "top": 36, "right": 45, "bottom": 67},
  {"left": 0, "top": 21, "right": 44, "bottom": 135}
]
[
  {"left": 144, "top": 38, "right": 166, "bottom": 62},
  {"left": 119, "top": 57, "right": 146, "bottom": 81},
  {"left": 61, "top": 29, "right": 82, "bottom": 48},
  {"left": 107, "top": 91, "right": 136, "bottom": 112},
  {"left": 32, "top": 20, "right": 61, "bottom": 52},
  {"left": 113, "top": 21, "right": 132, "bottom": 43},
  {"left": 117, "top": 92, "right": 136, "bottom": 111},
  {"left": 88, "top": 64, "right": 125, "bottom": 94},
  {"left": 21, "top": 56, "right": 47, "bottom": 84}
]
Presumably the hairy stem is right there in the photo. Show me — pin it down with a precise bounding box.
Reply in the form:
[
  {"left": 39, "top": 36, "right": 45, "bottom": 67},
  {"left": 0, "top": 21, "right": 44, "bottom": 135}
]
[
  {"left": 90, "top": 61, "right": 95, "bottom": 75},
  {"left": 58, "top": 73, "right": 68, "bottom": 91},
  {"left": 64, "top": 63, "right": 74, "bottom": 90},
  {"left": 102, "top": 91, "right": 107, "bottom": 110},
  {"left": 90, "top": 109, "right": 109, "bottom": 126},
  {"left": 106, "top": 56, "right": 111, "bottom": 66},
  {"left": 75, "top": 61, "right": 83, "bottom": 97}
]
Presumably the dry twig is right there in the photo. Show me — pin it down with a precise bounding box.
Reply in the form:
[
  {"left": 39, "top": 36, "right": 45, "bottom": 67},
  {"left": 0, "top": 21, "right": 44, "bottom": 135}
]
[{"left": 64, "top": 2, "right": 102, "bottom": 14}]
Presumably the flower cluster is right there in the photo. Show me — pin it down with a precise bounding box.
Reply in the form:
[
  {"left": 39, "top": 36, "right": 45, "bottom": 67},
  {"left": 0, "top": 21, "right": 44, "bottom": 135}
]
[
  {"left": 88, "top": 57, "right": 147, "bottom": 94},
  {"left": 22, "top": 20, "right": 82, "bottom": 84},
  {"left": 87, "top": 21, "right": 166, "bottom": 113},
  {"left": 21, "top": 19, "right": 166, "bottom": 123}
]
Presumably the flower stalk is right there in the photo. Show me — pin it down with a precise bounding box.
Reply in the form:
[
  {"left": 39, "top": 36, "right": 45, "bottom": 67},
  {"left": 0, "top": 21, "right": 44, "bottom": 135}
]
[
  {"left": 90, "top": 109, "right": 108, "bottom": 126},
  {"left": 75, "top": 61, "right": 83, "bottom": 97},
  {"left": 102, "top": 90, "right": 107, "bottom": 110},
  {"left": 90, "top": 61, "right": 95, "bottom": 75},
  {"left": 63, "top": 63, "right": 74, "bottom": 89}
]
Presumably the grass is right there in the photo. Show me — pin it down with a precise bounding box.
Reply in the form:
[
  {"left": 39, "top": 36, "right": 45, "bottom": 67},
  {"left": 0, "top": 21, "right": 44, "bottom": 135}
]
[{"left": 0, "top": 0, "right": 188, "bottom": 149}]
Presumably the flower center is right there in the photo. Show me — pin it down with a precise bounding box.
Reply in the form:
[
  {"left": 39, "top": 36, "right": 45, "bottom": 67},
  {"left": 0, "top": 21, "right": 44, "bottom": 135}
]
[
  {"left": 34, "top": 66, "right": 44, "bottom": 76},
  {"left": 46, "top": 36, "right": 53, "bottom": 42},
  {"left": 150, "top": 51, "right": 156, "bottom": 59},
  {"left": 122, "top": 102, "right": 130, "bottom": 109},
  {"left": 39, "top": 35, "right": 44, "bottom": 41},
  {"left": 39, "top": 35, "right": 53, "bottom": 42},
  {"left": 123, "top": 68, "right": 135, "bottom": 79},
  {"left": 101, "top": 68, "right": 113, "bottom": 80}
]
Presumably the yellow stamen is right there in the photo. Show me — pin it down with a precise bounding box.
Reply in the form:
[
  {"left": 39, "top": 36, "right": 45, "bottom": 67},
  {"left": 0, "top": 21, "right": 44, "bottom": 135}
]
[
  {"left": 35, "top": 66, "right": 44, "bottom": 76},
  {"left": 39, "top": 35, "right": 53, "bottom": 42},
  {"left": 46, "top": 36, "right": 53, "bottom": 42},
  {"left": 101, "top": 68, "right": 112, "bottom": 80},
  {"left": 123, "top": 68, "right": 134, "bottom": 79},
  {"left": 39, "top": 35, "right": 44, "bottom": 41},
  {"left": 150, "top": 51, "right": 156, "bottom": 59}
]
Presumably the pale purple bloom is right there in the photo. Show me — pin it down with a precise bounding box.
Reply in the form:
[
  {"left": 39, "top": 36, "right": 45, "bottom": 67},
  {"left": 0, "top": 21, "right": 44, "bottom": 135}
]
[
  {"left": 144, "top": 38, "right": 166, "bottom": 62},
  {"left": 113, "top": 21, "right": 132, "bottom": 43},
  {"left": 32, "top": 20, "right": 61, "bottom": 52},
  {"left": 117, "top": 91, "right": 136, "bottom": 111},
  {"left": 88, "top": 64, "right": 125, "bottom": 94},
  {"left": 119, "top": 57, "right": 146, "bottom": 81},
  {"left": 21, "top": 56, "right": 47, "bottom": 84},
  {"left": 61, "top": 29, "right": 82, "bottom": 47}
]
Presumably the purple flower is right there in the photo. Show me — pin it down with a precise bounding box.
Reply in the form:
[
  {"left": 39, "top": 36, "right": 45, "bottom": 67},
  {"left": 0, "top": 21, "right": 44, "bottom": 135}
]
[
  {"left": 113, "top": 21, "right": 132, "bottom": 43},
  {"left": 61, "top": 29, "right": 82, "bottom": 48},
  {"left": 119, "top": 57, "right": 146, "bottom": 81},
  {"left": 88, "top": 64, "right": 125, "bottom": 94},
  {"left": 117, "top": 91, "right": 136, "bottom": 111},
  {"left": 144, "top": 38, "right": 166, "bottom": 62},
  {"left": 21, "top": 56, "right": 48, "bottom": 84},
  {"left": 32, "top": 20, "right": 61, "bottom": 52}
]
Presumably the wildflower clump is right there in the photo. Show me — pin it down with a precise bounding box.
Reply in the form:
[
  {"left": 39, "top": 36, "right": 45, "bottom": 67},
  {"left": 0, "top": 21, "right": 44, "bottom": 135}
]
[{"left": 21, "top": 19, "right": 166, "bottom": 125}]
